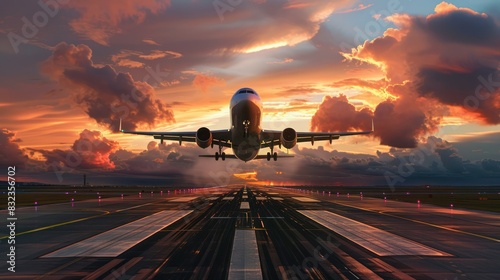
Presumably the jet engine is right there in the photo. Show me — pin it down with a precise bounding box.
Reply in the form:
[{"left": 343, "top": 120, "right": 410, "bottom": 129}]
[
  {"left": 196, "top": 127, "right": 212, "bottom": 148},
  {"left": 280, "top": 128, "right": 297, "bottom": 149}
]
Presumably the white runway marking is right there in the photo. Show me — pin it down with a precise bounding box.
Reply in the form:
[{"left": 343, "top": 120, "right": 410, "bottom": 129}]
[
  {"left": 43, "top": 210, "right": 192, "bottom": 258},
  {"left": 299, "top": 210, "right": 449, "bottom": 256},
  {"left": 292, "top": 197, "right": 320, "bottom": 202},
  {"left": 169, "top": 196, "right": 199, "bottom": 202},
  {"left": 240, "top": 202, "right": 250, "bottom": 210},
  {"left": 228, "top": 230, "right": 262, "bottom": 280},
  {"left": 271, "top": 197, "right": 284, "bottom": 201},
  {"left": 223, "top": 197, "right": 235, "bottom": 200},
  {"left": 255, "top": 197, "right": 267, "bottom": 201}
]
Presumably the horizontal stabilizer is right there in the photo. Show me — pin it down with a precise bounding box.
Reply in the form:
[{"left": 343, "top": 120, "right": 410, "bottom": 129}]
[
  {"left": 199, "top": 154, "right": 238, "bottom": 159},
  {"left": 254, "top": 154, "right": 294, "bottom": 159}
]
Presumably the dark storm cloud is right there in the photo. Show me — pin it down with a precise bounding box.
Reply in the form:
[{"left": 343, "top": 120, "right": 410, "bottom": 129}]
[
  {"left": 0, "top": 129, "right": 29, "bottom": 168},
  {"left": 281, "top": 136, "right": 500, "bottom": 186},
  {"left": 344, "top": 2, "right": 500, "bottom": 126},
  {"left": 425, "top": 7, "right": 498, "bottom": 45},
  {"left": 41, "top": 43, "right": 174, "bottom": 131}
]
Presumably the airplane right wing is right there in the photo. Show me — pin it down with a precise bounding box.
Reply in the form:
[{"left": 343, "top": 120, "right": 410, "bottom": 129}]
[{"left": 119, "top": 119, "right": 232, "bottom": 147}]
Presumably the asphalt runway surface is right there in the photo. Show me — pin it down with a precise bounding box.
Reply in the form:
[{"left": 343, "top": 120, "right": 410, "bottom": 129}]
[{"left": 1, "top": 185, "right": 499, "bottom": 279}]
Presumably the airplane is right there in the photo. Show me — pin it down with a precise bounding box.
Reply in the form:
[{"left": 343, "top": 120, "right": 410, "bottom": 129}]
[{"left": 119, "top": 87, "right": 373, "bottom": 162}]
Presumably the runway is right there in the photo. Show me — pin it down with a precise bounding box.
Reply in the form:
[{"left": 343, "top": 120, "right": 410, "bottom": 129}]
[{"left": 1, "top": 185, "right": 499, "bottom": 279}]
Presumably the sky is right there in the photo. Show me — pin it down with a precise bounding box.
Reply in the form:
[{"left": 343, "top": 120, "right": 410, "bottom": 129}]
[{"left": 1, "top": 0, "right": 499, "bottom": 187}]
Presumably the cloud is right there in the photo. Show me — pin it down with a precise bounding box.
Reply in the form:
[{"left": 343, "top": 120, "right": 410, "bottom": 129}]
[
  {"left": 334, "top": 3, "right": 373, "bottom": 14},
  {"left": 311, "top": 94, "right": 372, "bottom": 132},
  {"left": 13, "top": 129, "right": 500, "bottom": 186},
  {"left": 40, "top": 43, "right": 174, "bottom": 131},
  {"left": 192, "top": 73, "right": 225, "bottom": 93},
  {"left": 111, "top": 49, "right": 182, "bottom": 68},
  {"left": 280, "top": 136, "right": 500, "bottom": 186},
  {"left": 373, "top": 96, "right": 441, "bottom": 148},
  {"left": 40, "top": 129, "right": 120, "bottom": 170},
  {"left": 142, "top": 39, "right": 160, "bottom": 46},
  {"left": 277, "top": 84, "right": 324, "bottom": 96},
  {"left": 64, "top": 0, "right": 171, "bottom": 45},
  {"left": 267, "top": 58, "right": 294, "bottom": 64},
  {"left": 0, "top": 129, "right": 28, "bottom": 168},
  {"left": 310, "top": 93, "right": 440, "bottom": 148},
  {"left": 343, "top": 2, "right": 500, "bottom": 124}
]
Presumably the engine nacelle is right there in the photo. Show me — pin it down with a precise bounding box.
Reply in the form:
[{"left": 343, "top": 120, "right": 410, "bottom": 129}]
[
  {"left": 280, "top": 128, "right": 297, "bottom": 149},
  {"left": 196, "top": 127, "right": 212, "bottom": 149}
]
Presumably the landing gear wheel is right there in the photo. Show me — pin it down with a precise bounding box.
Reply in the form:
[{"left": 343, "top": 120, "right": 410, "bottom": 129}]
[
  {"left": 215, "top": 152, "right": 219, "bottom": 161},
  {"left": 273, "top": 152, "right": 278, "bottom": 161},
  {"left": 266, "top": 152, "right": 271, "bottom": 161},
  {"left": 221, "top": 152, "right": 226, "bottom": 161}
]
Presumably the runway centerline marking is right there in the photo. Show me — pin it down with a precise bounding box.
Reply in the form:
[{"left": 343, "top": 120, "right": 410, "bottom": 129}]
[
  {"left": 43, "top": 210, "right": 192, "bottom": 258},
  {"left": 240, "top": 202, "right": 250, "bottom": 210},
  {"left": 228, "top": 230, "right": 263, "bottom": 280},
  {"left": 299, "top": 210, "right": 450, "bottom": 256}
]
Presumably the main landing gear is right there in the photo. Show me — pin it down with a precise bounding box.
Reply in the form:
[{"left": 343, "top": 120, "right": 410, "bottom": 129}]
[
  {"left": 267, "top": 152, "right": 277, "bottom": 161},
  {"left": 215, "top": 141, "right": 225, "bottom": 161},
  {"left": 215, "top": 151, "right": 226, "bottom": 161}
]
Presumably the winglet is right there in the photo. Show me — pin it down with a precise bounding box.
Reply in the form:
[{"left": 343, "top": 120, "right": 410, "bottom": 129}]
[
  {"left": 371, "top": 119, "right": 374, "bottom": 132},
  {"left": 119, "top": 118, "right": 123, "bottom": 132}
]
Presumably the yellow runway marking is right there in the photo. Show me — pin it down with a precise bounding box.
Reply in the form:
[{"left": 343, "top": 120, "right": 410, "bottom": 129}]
[
  {"left": 0, "top": 200, "right": 165, "bottom": 239},
  {"left": 0, "top": 212, "right": 110, "bottom": 239}
]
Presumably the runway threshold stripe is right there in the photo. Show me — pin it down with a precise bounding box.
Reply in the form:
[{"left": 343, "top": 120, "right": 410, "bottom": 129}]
[
  {"left": 43, "top": 210, "right": 192, "bottom": 258},
  {"left": 169, "top": 196, "right": 199, "bottom": 202},
  {"left": 292, "top": 197, "right": 320, "bottom": 202},
  {"left": 228, "top": 230, "right": 263, "bottom": 280},
  {"left": 299, "top": 210, "right": 449, "bottom": 256}
]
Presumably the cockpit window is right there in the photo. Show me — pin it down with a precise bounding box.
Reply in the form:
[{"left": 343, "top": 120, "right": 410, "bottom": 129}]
[{"left": 237, "top": 89, "right": 255, "bottom": 94}]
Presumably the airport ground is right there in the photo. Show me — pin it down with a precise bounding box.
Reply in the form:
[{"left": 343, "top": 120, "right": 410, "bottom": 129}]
[{"left": 0, "top": 184, "right": 499, "bottom": 279}]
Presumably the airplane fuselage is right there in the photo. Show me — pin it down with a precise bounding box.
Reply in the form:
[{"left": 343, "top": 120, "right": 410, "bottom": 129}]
[{"left": 229, "top": 88, "right": 263, "bottom": 161}]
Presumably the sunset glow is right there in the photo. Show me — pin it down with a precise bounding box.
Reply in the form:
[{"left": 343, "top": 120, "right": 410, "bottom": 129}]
[{"left": 1, "top": 1, "right": 499, "bottom": 186}]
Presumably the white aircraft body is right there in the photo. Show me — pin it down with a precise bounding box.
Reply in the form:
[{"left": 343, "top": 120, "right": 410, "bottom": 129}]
[{"left": 120, "top": 88, "right": 373, "bottom": 162}]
